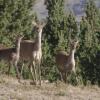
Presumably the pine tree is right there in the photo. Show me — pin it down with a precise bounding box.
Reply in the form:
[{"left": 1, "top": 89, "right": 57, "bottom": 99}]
[
  {"left": 78, "top": 0, "right": 100, "bottom": 85},
  {"left": 42, "top": 0, "right": 67, "bottom": 81},
  {"left": 44, "top": 0, "right": 67, "bottom": 51},
  {"left": 0, "top": 0, "right": 35, "bottom": 46},
  {"left": 85, "top": 0, "right": 100, "bottom": 47}
]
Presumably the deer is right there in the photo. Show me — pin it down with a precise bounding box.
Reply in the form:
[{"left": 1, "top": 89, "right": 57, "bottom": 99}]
[
  {"left": 55, "top": 39, "right": 78, "bottom": 83},
  {"left": 0, "top": 36, "right": 23, "bottom": 82},
  {"left": 19, "top": 21, "right": 45, "bottom": 85}
]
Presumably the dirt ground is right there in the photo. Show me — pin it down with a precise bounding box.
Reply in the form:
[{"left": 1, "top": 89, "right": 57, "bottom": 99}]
[{"left": 0, "top": 75, "right": 100, "bottom": 100}]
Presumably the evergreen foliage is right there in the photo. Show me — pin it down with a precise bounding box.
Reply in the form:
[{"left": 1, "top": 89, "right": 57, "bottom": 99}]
[
  {"left": 77, "top": 0, "right": 100, "bottom": 85},
  {"left": 0, "top": 0, "right": 100, "bottom": 86},
  {"left": 43, "top": 0, "right": 67, "bottom": 81},
  {"left": 0, "top": 0, "right": 35, "bottom": 46},
  {"left": 43, "top": 0, "right": 100, "bottom": 85}
]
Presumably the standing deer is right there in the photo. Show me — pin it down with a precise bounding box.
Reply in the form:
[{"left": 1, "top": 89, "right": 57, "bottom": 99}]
[
  {"left": 19, "top": 21, "right": 45, "bottom": 85},
  {"left": 0, "top": 36, "right": 23, "bottom": 81},
  {"left": 55, "top": 39, "right": 78, "bottom": 83}
]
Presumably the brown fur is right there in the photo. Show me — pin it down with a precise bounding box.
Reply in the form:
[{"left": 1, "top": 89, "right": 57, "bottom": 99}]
[
  {"left": 0, "top": 36, "right": 23, "bottom": 80},
  {"left": 19, "top": 22, "right": 45, "bottom": 85},
  {"left": 55, "top": 40, "right": 78, "bottom": 83}
]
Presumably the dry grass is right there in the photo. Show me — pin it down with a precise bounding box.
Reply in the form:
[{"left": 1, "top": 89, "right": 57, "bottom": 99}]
[{"left": 0, "top": 75, "right": 100, "bottom": 100}]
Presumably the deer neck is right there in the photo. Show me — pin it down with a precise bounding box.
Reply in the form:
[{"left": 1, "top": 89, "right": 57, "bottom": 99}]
[
  {"left": 35, "top": 29, "right": 42, "bottom": 50},
  {"left": 69, "top": 49, "right": 75, "bottom": 61},
  {"left": 16, "top": 40, "right": 21, "bottom": 56}
]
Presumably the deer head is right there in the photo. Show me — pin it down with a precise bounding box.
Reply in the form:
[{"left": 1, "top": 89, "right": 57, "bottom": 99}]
[
  {"left": 32, "top": 20, "right": 46, "bottom": 33},
  {"left": 70, "top": 39, "right": 79, "bottom": 50},
  {"left": 15, "top": 35, "right": 24, "bottom": 43}
]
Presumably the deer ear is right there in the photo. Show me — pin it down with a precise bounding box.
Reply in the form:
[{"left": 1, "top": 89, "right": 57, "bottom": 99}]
[
  {"left": 40, "top": 21, "right": 46, "bottom": 28},
  {"left": 32, "top": 21, "right": 38, "bottom": 26},
  {"left": 76, "top": 40, "right": 79, "bottom": 44},
  {"left": 20, "top": 35, "right": 24, "bottom": 39},
  {"left": 74, "top": 38, "right": 79, "bottom": 44}
]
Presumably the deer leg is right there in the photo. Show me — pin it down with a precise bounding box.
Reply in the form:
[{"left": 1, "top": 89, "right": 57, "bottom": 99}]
[
  {"left": 28, "top": 62, "right": 36, "bottom": 85},
  {"left": 38, "top": 61, "right": 41, "bottom": 85},
  {"left": 7, "top": 62, "right": 11, "bottom": 75},
  {"left": 14, "top": 61, "right": 21, "bottom": 82},
  {"left": 60, "top": 72, "right": 63, "bottom": 82},
  {"left": 62, "top": 72, "right": 67, "bottom": 83},
  {"left": 32, "top": 61, "right": 38, "bottom": 85},
  {"left": 20, "top": 63, "right": 24, "bottom": 76},
  {"left": 58, "top": 67, "right": 63, "bottom": 82},
  {"left": 35, "top": 61, "right": 41, "bottom": 85},
  {"left": 64, "top": 72, "right": 67, "bottom": 83}
]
